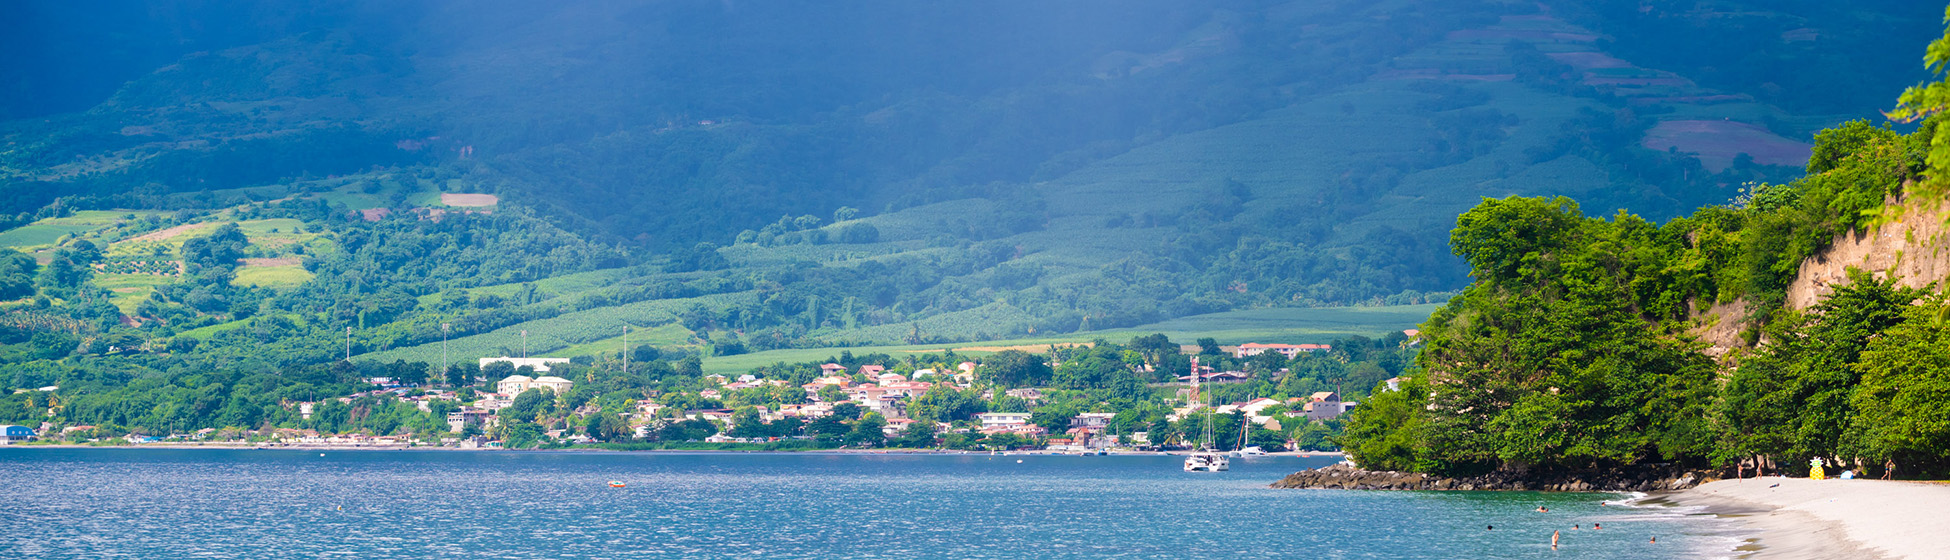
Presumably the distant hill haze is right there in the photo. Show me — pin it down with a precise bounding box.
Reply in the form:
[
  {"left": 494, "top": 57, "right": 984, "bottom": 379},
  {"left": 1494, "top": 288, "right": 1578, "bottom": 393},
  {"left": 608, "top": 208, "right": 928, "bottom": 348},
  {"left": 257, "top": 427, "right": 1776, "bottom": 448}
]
[{"left": 0, "top": 0, "right": 1939, "bottom": 353}]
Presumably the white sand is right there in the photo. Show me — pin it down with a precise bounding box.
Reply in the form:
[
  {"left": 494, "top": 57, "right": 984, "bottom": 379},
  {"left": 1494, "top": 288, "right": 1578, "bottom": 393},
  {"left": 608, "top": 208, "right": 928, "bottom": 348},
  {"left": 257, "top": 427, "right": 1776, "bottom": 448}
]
[{"left": 1667, "top": 476, "right": 1950, "bottom": 559}]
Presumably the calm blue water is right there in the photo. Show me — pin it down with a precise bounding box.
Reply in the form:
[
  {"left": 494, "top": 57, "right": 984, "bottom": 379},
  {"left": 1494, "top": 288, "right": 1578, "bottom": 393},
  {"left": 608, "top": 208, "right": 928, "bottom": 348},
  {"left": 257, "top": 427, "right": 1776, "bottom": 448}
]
[{"left": 0, "top": 449, "right": 1740, "bottom": 559}]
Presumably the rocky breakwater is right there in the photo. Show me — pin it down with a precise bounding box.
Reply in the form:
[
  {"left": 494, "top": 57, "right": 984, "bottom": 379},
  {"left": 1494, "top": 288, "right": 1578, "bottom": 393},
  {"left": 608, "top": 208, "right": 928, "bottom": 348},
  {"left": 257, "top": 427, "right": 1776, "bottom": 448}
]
[{"left": 1270, "top": 463, "right": 1710, "bottom": 492}]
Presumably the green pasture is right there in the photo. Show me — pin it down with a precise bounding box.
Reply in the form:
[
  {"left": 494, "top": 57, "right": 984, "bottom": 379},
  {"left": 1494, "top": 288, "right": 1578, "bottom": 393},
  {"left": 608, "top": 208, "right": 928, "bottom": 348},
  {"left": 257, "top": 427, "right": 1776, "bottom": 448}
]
[{"left": 232, "top": 264, "right": 314, "bottom": 288}]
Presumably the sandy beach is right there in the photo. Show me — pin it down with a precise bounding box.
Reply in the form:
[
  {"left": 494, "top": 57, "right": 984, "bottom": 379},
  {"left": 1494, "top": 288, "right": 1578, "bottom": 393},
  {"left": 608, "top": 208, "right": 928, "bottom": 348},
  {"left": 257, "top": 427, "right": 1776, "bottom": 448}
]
[{"left": 1664, "top": 476, "right": 1950, "bottom": 559}]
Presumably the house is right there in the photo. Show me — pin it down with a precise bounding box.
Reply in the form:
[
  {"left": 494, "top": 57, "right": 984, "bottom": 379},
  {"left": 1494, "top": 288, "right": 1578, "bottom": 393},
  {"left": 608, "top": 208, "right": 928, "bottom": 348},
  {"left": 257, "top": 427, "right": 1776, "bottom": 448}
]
[
  {"left": 1233, "top": 343, "right": 1331, "bottom": 360},
  {"left": 1004, "top": 388, "right": 1043, "bottom": 403},
  {"left": 1304, "top": 391, "right": 1346, "bottom": 420},
  {"left": 978, "top": 412, "right": 1033, "bottom": 431},
  {"left": 1237, "top": 397, "right": 1282, "bottom": 417},
  {"left": 479, "top": 356, "right": 571, "bottom": 373},
  {"left": 700, "top": 389, "right": 722, "bottom": 399},
  {"left": 534, "top": 376, "right": 573, "bottom": 393},
  {"left": 496, "top": 374, "right": 572, "bottom": 395},
  {"left": 496, "top": 375, "right": 533, "bottom": 395},
  {"left": 704, "top": 374, "right": 729, "bottom": 385},
  {"left": 883, "top": 418, "right": 916, "bottom": 436},
  {"left": 1383, "top": 377, "right": 1403, "bottom": 392},
  {"left": 859, "top": 365, "right": 886, "bottom": 376},
  {"left": 447, "top": 408, "right": 491, "bottom": 432},
  {"left": 476, "top": 395, "right": 515, "bottom": 410},
  {"left": 820, "top": 363, "right": 848, "bottom": 375},
  {"left": 1070, "top": 412, "right": 1116, "bottom": 430},
  {"left": 0, "top": 425, "right": 37, "bottom": 444}
]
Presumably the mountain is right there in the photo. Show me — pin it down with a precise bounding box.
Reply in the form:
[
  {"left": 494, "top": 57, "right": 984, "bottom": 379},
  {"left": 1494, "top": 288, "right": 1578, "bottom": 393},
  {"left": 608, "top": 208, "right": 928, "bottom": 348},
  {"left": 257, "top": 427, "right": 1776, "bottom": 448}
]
[{"left": 0, "top": 0, "right": 1939, "bottom": 371}]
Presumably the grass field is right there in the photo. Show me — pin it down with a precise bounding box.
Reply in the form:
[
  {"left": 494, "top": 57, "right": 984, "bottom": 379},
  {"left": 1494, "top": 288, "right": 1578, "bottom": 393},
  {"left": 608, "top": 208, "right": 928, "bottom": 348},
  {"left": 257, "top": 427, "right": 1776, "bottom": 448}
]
[
  {"left": 0, "top": 224, "right": 97, "bottom": 249},
  {"left": 93, "top": 273, "right": 176, "bottom": 314},
  {"left": 232, "top": 264, "right": 314, "bottom": 288}
]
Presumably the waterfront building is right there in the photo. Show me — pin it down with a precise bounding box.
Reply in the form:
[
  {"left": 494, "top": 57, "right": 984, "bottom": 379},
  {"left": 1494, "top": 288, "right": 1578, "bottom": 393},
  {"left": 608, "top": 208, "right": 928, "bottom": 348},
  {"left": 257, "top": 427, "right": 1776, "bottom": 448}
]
[{"left": 0, "top": 425, "right": 37, "bottom": 444}]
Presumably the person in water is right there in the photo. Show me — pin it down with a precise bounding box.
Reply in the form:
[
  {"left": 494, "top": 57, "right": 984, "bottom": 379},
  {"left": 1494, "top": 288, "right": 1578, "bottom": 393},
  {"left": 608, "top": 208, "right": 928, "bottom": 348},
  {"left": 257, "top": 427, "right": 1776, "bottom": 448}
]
[
  {"left": 1572, "top": 525, "right": 1579, "bottom": 530},
  {"left": 1486, "top": 525, "right": 1493, "bottom": 531},
  {"left": 1593, "top": 523, "right": 1601, "bottom": 530},
  {"left": 1552, "top": 530, "right": 1560, "bottom": 550},
  {"left": 1536, "top": 506, "right": 1549, "bottom": 513}
]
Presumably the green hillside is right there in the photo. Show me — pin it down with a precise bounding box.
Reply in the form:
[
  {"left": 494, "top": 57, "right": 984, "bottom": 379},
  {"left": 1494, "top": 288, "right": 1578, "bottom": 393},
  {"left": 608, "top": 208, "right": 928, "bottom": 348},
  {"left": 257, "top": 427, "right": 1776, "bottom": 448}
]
[{"left": 0, "top": 1, "right": 1937, "bottom": 399}]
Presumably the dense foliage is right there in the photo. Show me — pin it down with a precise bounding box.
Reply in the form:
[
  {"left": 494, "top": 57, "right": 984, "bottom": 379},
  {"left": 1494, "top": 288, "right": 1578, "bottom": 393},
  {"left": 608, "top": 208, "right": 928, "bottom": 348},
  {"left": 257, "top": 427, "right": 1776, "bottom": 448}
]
[{"left": 1343, "top": 110, "right": 1950, "bottom": 477}]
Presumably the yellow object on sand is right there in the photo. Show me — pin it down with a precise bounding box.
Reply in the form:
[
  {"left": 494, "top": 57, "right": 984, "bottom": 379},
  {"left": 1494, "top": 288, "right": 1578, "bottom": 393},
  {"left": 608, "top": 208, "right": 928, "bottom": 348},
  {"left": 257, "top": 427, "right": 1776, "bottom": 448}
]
[{"left": 1810, "top": 463, "right": 1826, "bottom": 480}]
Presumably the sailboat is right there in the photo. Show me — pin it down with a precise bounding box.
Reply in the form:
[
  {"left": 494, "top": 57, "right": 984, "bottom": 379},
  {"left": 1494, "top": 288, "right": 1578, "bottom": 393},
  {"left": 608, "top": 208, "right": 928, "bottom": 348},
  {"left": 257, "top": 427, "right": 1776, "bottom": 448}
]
[
  {"left": 1230, "top": 398, "right": 1265, "bottom": 457},
  {"left": 1184, "top": 357, "right": 1231, "bottom": 472}
]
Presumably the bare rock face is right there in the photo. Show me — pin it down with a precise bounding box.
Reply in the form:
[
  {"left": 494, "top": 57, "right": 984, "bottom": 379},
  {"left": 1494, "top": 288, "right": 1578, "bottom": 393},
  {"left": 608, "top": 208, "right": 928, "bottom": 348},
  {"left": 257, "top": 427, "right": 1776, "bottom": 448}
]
[
  {"left": 1269, "top": 463, "right": 1709, "bottom": 492},
  {"left": 1787, "top": 196, "right": 1950, "bottom": 310}
]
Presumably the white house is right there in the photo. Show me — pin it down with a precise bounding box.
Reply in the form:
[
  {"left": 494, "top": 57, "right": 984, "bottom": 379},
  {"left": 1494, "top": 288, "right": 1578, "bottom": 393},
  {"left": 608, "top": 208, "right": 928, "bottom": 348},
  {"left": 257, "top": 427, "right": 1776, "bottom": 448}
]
[
  {"left": 497, "top": 375, "right": 573, "bottom": 396},
  {"left": 978, "top": 412, "right": 1033, "bottom": 431}
]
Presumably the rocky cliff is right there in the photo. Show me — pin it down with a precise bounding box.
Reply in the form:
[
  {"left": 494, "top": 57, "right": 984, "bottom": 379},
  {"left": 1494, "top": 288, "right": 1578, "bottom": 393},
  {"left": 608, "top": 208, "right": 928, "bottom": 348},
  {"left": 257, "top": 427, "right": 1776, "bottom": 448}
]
[
  {"left": 1786, "top": 196, "right": 1950, "bottom": 309},
  {"left": 1692, "top": 195, "right": 1950, "bottom": 360}
]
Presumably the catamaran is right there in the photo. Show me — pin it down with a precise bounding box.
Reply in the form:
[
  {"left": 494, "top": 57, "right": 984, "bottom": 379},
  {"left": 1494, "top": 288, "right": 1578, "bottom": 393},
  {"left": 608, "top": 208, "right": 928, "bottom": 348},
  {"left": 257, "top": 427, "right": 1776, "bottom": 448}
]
[{"left": 1184, "top": 357, "right": 1230, "bottom": 472}]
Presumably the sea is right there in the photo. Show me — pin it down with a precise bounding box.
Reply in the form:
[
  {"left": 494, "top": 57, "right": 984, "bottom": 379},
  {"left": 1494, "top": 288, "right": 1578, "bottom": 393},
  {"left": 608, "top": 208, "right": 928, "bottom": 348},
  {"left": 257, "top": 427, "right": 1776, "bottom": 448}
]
[{"left": 0, "top": 448, "right": 1745, "bottom": 559}]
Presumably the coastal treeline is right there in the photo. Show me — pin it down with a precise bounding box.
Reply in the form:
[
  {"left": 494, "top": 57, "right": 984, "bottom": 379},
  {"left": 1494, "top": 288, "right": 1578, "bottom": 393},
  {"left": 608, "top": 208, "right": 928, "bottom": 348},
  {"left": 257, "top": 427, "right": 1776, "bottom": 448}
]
[
  {"left": 1344, "top": 95, "right": 1950, "bottom": 476},
  {"left": 0, "top": 329, "right": 1411, "bottom": 451}
]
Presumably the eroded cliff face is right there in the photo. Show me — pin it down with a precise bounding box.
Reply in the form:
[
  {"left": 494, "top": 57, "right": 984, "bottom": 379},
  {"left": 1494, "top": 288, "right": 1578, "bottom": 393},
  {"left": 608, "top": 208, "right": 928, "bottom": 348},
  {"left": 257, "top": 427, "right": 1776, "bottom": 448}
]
[
  {"left": 1786, "top": 197, "right": 1950, "bottom": 309},
  {"left": 1692, "top": 196, "right": 1950, "bottom": 360}
]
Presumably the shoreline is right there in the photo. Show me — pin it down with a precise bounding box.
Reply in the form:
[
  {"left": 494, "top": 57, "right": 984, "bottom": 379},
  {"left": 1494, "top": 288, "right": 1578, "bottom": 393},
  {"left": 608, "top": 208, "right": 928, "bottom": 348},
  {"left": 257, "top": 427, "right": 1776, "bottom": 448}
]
[
  {"left": 1, "top": 443, "right": 1343, "bottom": 457},
  {"left": 1662, "top": 476, "right": 1950, "bottom": 560}
]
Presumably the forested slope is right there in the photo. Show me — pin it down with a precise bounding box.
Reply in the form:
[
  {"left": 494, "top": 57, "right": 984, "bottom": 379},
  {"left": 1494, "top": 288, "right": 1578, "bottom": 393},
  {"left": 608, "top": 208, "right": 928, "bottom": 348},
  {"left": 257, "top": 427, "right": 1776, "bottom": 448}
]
[{"left": 1343, "top": 65, "right": 1950, "bottom": 478}]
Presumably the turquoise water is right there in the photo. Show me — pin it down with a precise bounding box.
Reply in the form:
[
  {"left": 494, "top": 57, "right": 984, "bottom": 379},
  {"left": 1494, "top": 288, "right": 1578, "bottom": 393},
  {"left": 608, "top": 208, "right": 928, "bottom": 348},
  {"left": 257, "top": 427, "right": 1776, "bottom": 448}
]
[{"left": 0, "top": 449, "right": 1738, "bottom": 559}]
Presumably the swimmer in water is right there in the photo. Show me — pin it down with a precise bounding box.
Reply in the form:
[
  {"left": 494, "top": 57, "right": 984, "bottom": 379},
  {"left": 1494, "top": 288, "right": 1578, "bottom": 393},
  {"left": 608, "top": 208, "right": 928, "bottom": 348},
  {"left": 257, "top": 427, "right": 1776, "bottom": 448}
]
[
  {"left": 1536, "top": 506, "right": 1549, "bottom": 513},
  {"left": 1487, "top": 525, "right": 1493, "bottom": 531},
  {"left": 1651, "top": 536, "right": 1657, "bottom": 544},
  {"left": 1552, "top": 530, "right": 1560, "bottom": 550},
  {"left": 1572, "top": 525, "right": 1579, "bottom": 530},
  {"left": 1593, "top": 523, "right": 1601, "bottom": 530}
]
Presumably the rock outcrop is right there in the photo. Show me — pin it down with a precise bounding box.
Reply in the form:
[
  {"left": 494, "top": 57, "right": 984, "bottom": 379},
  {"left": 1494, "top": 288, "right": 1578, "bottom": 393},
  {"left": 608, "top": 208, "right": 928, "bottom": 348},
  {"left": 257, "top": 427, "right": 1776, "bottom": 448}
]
[
  {"left": 1786, "top": 196, "right": 1950, "bottom": 310},
  {"left": 1270, "top": 463, "right": 1708, "bottom": 492}
]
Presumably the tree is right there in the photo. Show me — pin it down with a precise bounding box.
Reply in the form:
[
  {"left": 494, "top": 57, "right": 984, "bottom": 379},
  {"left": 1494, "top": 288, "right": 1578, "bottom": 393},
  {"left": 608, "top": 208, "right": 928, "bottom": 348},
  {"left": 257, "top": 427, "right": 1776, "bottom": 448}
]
[
  {"left": 891, "top": 420, "right": 938, "bottom": 448},
  {"left": 1846, "top": 298, "right": 1950, "bottom": 476},
  {"left": 909, "top": 386, "right": 984, "bottom": 423},
  {"left": 504, "top": 389, "right": 554, "bottom": 423},
  {"left": 1889, "top": 6, "right": 1950, "bottom": 200},
  {"left": 817, "top": 384, "right": 844, "bottom": 403},
  {"left": 0, "top": 248, "right": 37, "bottom": 300},
  {"left": 845, "top": 413, "right": 887, "bottom": 447},
  {"left": 977, "top": 350, "right": 1050, "bottom": 387},
  {"left": 1196, "top": 338, "right": 1222, "bottom": 356},
  {"left": 727, "top": 407, "right": 769, "bottom": 438}
]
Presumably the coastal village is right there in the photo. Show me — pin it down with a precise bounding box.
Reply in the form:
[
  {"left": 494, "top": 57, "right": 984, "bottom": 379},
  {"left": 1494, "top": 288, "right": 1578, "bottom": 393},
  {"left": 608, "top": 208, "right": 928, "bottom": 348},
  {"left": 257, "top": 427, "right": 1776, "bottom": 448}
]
[{"left": 1, "top": 339, "right": 1389, "bottom": 453}]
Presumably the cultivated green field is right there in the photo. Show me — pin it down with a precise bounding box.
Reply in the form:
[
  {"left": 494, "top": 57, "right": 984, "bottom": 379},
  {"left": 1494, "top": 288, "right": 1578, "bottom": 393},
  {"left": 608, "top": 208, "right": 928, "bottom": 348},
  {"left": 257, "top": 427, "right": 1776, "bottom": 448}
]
[
  {"left": 93, "top": 273, "right": 176, "bottom": 314},
  {"left": 232, "top": 264, "right": 314, "bottom": 288}
]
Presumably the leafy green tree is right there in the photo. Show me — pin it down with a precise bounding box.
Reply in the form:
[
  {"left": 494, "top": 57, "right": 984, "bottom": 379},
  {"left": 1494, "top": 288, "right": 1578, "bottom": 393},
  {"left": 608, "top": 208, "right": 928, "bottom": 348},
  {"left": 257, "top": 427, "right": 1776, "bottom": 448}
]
[
  {"left": 1890, "top": 6, "right": 1950, "bottom": 199},
  {"left": 1718, "top": 272, "right": 1920, "bottom": 470},
  {"left": 845, "top": 413, "right": 886, "bottom": 447},
  {"left": 890, "top": 420, "right": 938, "bottom": 448},
  {"left": 0, "top": 248, "right": 37, "bottom": 300},
  {"left": 503, "top": 389, "right": 554, "bottom": 423},
  {"left": 978, "top": 350, "right": 1051, "bottom": 387},
  {"left": 1845, "top": 298, "right": 1950, "bottom": 475},
  {"left": 817, "top": 384, "right": 844, "bottom": 403}
]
